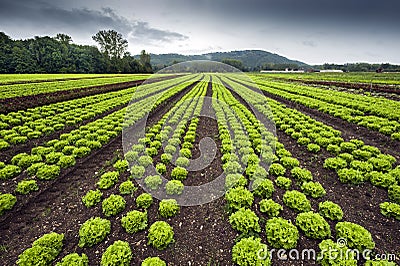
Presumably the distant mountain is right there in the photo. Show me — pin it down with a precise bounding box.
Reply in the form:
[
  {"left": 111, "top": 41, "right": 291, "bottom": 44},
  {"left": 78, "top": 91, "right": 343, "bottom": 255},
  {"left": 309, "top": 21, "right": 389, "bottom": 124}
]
[{"left": 148, "top": 50, "right": 308, "bottom": 70}]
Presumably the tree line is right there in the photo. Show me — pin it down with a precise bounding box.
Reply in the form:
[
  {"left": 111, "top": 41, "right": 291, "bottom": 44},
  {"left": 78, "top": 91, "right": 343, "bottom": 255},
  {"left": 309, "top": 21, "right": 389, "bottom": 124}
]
[{"left": 0, "top": 30, "right": 152, "bottom": 74}]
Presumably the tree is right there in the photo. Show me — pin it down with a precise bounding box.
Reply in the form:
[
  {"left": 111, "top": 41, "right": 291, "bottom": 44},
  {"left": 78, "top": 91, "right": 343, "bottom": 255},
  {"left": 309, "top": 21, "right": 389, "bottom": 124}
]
[
  {"left": 139, "top": 50, "right": 152, "bottom": 73},
  {"left": 0, "top": 32, "right": 13, "bottom": 73},
  {"left": 92, "top": 30, "right": 128, "bottom": 59},
  {"left": 54, "top": 34, "right": 72, "bottom": 45}
]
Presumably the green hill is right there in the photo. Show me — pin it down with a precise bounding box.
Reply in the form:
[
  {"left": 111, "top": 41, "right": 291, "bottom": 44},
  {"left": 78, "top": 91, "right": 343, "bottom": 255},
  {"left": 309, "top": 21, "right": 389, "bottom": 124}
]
[{"left": 149, "top": 50, "right": 308, "bottom": 70}]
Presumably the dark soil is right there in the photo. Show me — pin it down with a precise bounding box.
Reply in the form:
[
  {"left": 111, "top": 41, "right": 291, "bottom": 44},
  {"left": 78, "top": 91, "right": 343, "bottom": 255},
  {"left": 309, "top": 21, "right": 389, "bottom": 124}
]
[
  {"left": 0, "top": 75, "right": 178, "bottom": 113},
  {"left": 0, "top": 79, "right": 236, "bottom": 266}
]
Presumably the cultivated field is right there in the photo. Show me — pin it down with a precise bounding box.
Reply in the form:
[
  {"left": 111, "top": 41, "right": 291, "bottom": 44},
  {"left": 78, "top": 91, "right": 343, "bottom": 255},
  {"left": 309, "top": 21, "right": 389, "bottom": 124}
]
[{"left": 0, "top": 71, "right": 399, "bottom": 265}]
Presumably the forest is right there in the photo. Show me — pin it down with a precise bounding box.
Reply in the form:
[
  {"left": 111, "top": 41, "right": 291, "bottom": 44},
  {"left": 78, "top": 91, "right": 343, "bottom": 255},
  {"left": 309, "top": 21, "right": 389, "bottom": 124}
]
[{"left": 0, "top": 31, "right": 153, "bottom": 74}]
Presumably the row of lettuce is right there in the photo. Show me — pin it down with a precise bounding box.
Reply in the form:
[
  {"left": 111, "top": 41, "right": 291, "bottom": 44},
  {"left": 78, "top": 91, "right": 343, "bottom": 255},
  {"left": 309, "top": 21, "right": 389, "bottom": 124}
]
[
  {"left": 15, "top": 77, "right": 210, "bottom": 265},
  {"left": 0, "top": 75, "right": 190, "bottom": 150},
  {"left": 0, "top": 75, "right": 150, "bottom": 99},
  {"left": 223, "top": 76, "right": 400, "bottom": 222},
  {"left": 248, "top": 76, "right": 400, "bottom": 140},
  {"left": 212, "top": 77, "right": 396, "bottom": 265},
  {"left": 0, "top": 75, "right": 199, "bottom": 216},
  {"left": 258, "top": 73, "right": 400, "bottom": 86},
  {"left": 0, "top": 73, "right": 139, "bottom": 85},
  {"left": 5, "top": 74, "right": 399, "bottom": 265}
]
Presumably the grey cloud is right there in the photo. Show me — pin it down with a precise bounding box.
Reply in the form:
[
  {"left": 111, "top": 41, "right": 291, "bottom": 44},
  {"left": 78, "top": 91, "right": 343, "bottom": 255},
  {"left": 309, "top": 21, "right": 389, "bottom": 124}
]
[
  {"left": 132, "top": 21, "right": 188, "bottom": 43},
  {"left": 0, "top": 0, "right": 187, "bottom": 43},
  {"left": 165, "top": 0, "right": 400, "bottom": 29},
  {"left": 302, "top": 40, "right": 317, "bottom": 47}
]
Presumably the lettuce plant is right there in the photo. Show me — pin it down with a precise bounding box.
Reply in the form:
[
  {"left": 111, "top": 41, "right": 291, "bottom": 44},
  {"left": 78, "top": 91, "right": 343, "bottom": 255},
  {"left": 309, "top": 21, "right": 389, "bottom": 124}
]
[
  {"left": 323, "top": 157, "right": 347, "bottom": 170},
  {"left": 145, "top": 175, "right": 162, "bottom": 190},
  {"left": 97, "top": 171, "right": 119, "bottom": 189},
  {"left": 268, "top": 163, "right": 285, "bottom": 176},
  {"left": 102, "top": 194, "right": 126, "bottom": 217},
  {"left": 36, "top": 164, "right": 60, "bottom": 180},
  {"left": 251, "top": 178, "right": 274, "bottom": 198},
  {"left": 380, "top": 202, "right": 400, "bottom": 220},
  {"left": 56, "top": 253, "right": 89, "bottom": 266},
  {"left": 17, "top": 232, "right": 64, "bottom": 266},
  {"left": 141, "top": 257, "right": 166, "bottom": 266},
  {"left": 301, "top": 181, "right": 326, "bottom": 198},
  {"left": 147, "top": 221, "right": 174, "bottom": 250},
  {"left": 0, "top": 165, "right": 21, "bottom": 180},
  {"left": 367, "top": 171, "right": 396, "bottom": 188},
  {"left": 82, "top": 189, "right": 102, "bottom": 208},
  {"left": 136, "top": 193, "right": 153, "bottom": 209},
  {"left": 296, "top": 212, "right": 331, "bottom": 239},
  {"left": 335, "top": 222, "right": 375, "bottom": 251},
  {"left": 100, "top": 240, "right": 132, "bottom": 266},
  {"left": 283, "top": 190, "right": 311, "bottom": 213},
  {"left": 318, "top": 239, "right": 357, "bottom": 266},
  {"left": 291, "top": 167, "right": 313, "bottom": 182},
  {"left": 388, "top": 185, "right": 400, "bottom": 204},
  {"left": 113, "top": 159, "right": 129, "bottom": 173},
  {"left": 131, "top": 165, "right": 145, "bottom": 179},
  {"left": 259, "top": 199, "right": 282, "bottom": 217},
  {"left": 318, "top": 201, "right": 343, "bottom": 221},
  {"left": 265, "top": 217, "right": 298, "bottom": 249},
  {"left": 159, "top": 199, "right": 180, "bottom": 218},
  {"left": 165, "top": 180, "right": 184, "bottom": 195},
  {"left": 119, "top": 180, "right": 137, "bottom": 195},
  {"left": 171, "top": 167, "right": 188, "bottom": 181},
  {"left": 229, "top": 208, "right": 260, "bottom": 233},
  {"left": 225, "top": 187, "right": 254, "bottom": 211},
  {"left": 78, "top": 217, "right": 111, "bottom": 248},
  {"left": 225, "top": 174, "right": 247, "bottom": 190},
  {"left": 15, "top": 180, "right": 39, "bottom": 195},
  {"left": 232, "top": 237, "right": 271, "bottom": 266},
  {"left": 307, "top": 143, "right": 320, "bottom": 153},
  {"left": 121, "top": 210, "right": 148, "bottom": 234},
  {"left": 337, "top": 168, "right": 366, "bottom": 185}
]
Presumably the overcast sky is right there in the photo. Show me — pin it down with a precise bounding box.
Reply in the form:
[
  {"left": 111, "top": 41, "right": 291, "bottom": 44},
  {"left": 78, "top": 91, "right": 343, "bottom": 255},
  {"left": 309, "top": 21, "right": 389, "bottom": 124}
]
[{"left": 0, "top": 0, "right": 399, "bottom": 64}]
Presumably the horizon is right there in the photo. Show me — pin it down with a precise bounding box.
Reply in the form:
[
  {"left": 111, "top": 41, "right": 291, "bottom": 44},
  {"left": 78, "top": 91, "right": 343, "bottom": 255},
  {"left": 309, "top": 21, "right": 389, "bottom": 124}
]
[{"left": 1, "top": 0, "right": 399, "bottom": 65}]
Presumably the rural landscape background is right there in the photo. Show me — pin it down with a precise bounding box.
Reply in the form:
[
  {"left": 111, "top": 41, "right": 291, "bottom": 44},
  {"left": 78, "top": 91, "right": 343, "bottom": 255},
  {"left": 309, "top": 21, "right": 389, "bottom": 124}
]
[{"left": 0, "top": 0, "right": 399, "bottom": 265}]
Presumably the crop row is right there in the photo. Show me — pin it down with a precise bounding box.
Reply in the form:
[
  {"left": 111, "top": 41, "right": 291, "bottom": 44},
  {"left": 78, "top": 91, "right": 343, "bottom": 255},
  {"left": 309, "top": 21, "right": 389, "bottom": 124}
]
[
  {"left": 124, "top": 76, "right": 209, "bottom": 195},
  {"left": 0, "top": 75, "right": 150, "bottom": 99},
  {"left": 249, "top": 77, "right": 400, "bottom": 139},
  {"left": 256, "top": 73, "right": 400, "bottom": 86},
  {"left": 12, "top": 77, "right": 211, "bottom": 265},
  {"left": 0, "top": 75, "right": 199, "bottom": 216},
  {"left": 0, "top": 73, "right": 140, "bottom": 85},
  {"left": 0, "top": 75, "right": 195, "bottom": 151},
  {"left": 222, "top": 76, "right": 400, "bottom": 221},
  {"left": 211, "top": 77, "right": 389, "bottom": 265}
]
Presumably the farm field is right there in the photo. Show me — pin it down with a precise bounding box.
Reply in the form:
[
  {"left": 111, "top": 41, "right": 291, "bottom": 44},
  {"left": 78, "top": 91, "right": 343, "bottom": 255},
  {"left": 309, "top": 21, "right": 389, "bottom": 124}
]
[
  {"left": 0, "top": 72, "right": 399, "bottom": 266},
  {"left": 261, "top": 73, "right": 400, "bottom": 96}
]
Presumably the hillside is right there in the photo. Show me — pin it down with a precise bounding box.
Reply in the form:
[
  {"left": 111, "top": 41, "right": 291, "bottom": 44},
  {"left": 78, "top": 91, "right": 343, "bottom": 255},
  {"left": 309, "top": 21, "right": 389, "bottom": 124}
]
[{"left": 149, "top": 50, "right": 308, "bottom": 70}]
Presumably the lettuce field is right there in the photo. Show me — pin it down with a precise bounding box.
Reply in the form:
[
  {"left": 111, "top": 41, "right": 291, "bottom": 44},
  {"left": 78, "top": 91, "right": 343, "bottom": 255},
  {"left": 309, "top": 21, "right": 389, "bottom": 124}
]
[{"left": 0, "top": 69, "right": 399, "bottom": 265}]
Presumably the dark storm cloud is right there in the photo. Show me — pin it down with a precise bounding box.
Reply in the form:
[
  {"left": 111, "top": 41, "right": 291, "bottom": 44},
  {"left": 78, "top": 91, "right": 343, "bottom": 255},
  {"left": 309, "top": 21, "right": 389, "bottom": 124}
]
[
  {"left": 170, "top": 0, "right": 400, "bottom": 29},
  {"left": 0, "top": 0, "right": 187, "bottom": 43}
]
